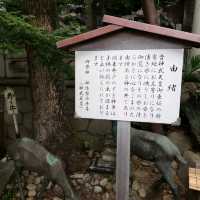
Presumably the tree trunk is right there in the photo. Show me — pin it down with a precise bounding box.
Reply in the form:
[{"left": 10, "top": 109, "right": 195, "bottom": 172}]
[
  {"left": 141, "top": 0, "right": 164, "bottom": 134},
  {"left": 141, "top": 0, "right": 158, "bottom": 25},
  {"left": 191, "top": 0, "right": 200, "bottom": 56},
  {"left": 183, "top": 0, "right": 194, "bottom": 32},
  {"left": 24, "top": 0, "right": 66, "bottom": 147},
  {"left": 85, "top": 0, "right": 104, "bottom": 30},
  {"left": 85, "top": 0, "right": 97, "bottom": 30},
  {"left": 24, "top": 0, "right": 58, "bottom": 31}
]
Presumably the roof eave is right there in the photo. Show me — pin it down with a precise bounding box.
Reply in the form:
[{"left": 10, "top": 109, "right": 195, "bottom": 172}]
[
  {"left": 57, "top": 24, "right": 123, "bottom": 49},
  {"left": 103, "top": 15, "right": 200, "bottom": 47}
]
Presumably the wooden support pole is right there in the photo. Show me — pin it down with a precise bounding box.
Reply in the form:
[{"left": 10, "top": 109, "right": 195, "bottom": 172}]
[
  {"left": 13, "top": 114, "right": 19, "bottom": 135},
  {"left": 116, "top": 121, "right": 131, "bottom": 200}
]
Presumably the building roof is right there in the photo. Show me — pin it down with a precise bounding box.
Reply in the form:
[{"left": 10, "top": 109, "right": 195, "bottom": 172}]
[{"left": 57, "top": 15, "right": 200, "bottom": 49}]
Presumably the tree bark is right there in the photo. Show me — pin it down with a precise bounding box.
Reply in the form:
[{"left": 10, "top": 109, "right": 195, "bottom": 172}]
[
  {"left": 85, "top": 0, "right": 97, "bottom": 30},
  {"left": 183, "top": 0, "right": 194, "bottom": 32},
  {"left": 85, "top": 0, "right": 104, "bottom": 30},
  {"left": 141, "top": 0, "right": 164, "bottom": 134},
  {"left": 24, "top": 0, "right": 58, "bottom": 31},
  {"left": 141, "top": 0, "right": 158, "bottom": 25},
  {"left": 24, "top": 0, "right": 66, "bottom": 147},
  {"left": 191, "top": 0, "right": 200, "bottom": 56}
]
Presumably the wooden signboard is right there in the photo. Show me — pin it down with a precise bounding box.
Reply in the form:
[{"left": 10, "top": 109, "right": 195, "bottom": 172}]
[
  {"left": 189, "top": 168, "right": 200, "bottom": 191},
  {"left": 4, "top": 88, "right": 19, "bottom": 134},
  {"left": 75, "top": 49, "right": 184, "bottom": 124},
  {"left": 57, "top": 15, "right": 200, "bottom": 200},
  {"left": 4, "top": 88, "right": 18, "bottom": 115}
]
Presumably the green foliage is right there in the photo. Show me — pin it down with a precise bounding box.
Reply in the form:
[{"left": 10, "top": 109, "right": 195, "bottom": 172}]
[
  {"left": 105, "top": 0, "right": 180, "bottom": 16},
  {"left": 53, "top": 22, "right": 86, "bottom": 38},
  {"left": 184, "top": 55, "right": 200, "bottom": 82},
  {"left": 0, "top": 0, "right": 23, "bottom": 13},
  {"left": 0, "top": 11, "right": 60, "bottom": 66},
  {"left": 57, "top": 0, "right": 83, "bottom": 5},
  {"left": 2, "top": 190, "right": 15, "bottom": 200},
  {"left": 155, "top": 0, "right": 179, "bottom": 8},
  {"left": 0, "top": 11, "right": 85, "bottom": 79},
  {"left": 0, "top": 0, "right": 182, "bottom": 81}
]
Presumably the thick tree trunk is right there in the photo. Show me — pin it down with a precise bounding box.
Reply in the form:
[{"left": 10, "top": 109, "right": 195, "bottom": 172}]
[
  {"left": 141, "top": 0, "right": 158, "bottom": 25},
  {"left": 191, "top": 0, "right": 200, "bottom": 56},
  {"left": 24, "top": 0, "right": 66, "bottom": 147},
  {"left": 85, "top": 0, "right": 97, "bottom": 30},
  {"left": 24, "top": 0, "right": 57, "bottom": 31},
  {"left": 183, "top": 0, "right": 194, "bottom": 32},
  {"left": 141, "top": 0, "right": 164, "bottom": 134},
  {"left": 29, "top": 65, "right": 65, "bottom": 145},
  {"left": 85, "top": 0, "right": 104, "bottom": 30}
]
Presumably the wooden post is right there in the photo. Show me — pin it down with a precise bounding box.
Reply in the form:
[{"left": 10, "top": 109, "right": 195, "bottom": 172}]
[
  {"left": 116, "top": 121, "right": 131, "bottom": 200},
  {"left": 13, "top": 114, "right": 19, "bottom": 135}
]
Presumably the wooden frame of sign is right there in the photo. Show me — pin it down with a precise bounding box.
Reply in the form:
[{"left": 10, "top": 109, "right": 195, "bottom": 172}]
[
  {"left": 57, "top": 15, "right": 200, "bottom": 200},
  {"left": 189, "top": 167, "right": 200, "bottom": 191}
]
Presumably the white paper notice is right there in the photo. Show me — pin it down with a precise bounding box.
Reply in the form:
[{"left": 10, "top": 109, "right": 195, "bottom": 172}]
[{"left": 75, "top": 49, "right": 184, "bottom": 124}]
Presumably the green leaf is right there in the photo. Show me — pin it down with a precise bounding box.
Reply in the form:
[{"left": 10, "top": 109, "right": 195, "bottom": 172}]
[
  {"left": 184, "top": 55, "right": 200, "bottom": 83},
  {"left": 190, "top": 55, "right": 200, "bottom": 72}
]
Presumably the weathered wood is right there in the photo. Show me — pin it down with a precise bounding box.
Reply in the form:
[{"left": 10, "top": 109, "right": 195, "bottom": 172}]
[
  {"left": 103, "top": 15, "right": 200, "bottom": 47},
  {"left": 189, "top": 168, "right": 200, "bottom": 191},
  {"left": 56, "top": 25, "right": 123, "bottom": 49},
  {"left": 57, "top": 15, "right": 200, "bottom": 50},
  {"left": 69, "top": 31, "right": 185, "bottom": 51}
]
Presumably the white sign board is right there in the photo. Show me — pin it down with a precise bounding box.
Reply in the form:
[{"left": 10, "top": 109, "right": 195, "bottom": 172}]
[
  {"left": 75, "top": 49, "right": 184, "bottom": 124},
  {"left": 4, "top": 88, "right": 18, "bottom": 115}
]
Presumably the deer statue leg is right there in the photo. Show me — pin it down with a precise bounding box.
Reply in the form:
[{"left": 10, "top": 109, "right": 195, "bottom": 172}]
[{"left": 53, "top": 168, "right": 79, "bottom": 200}]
